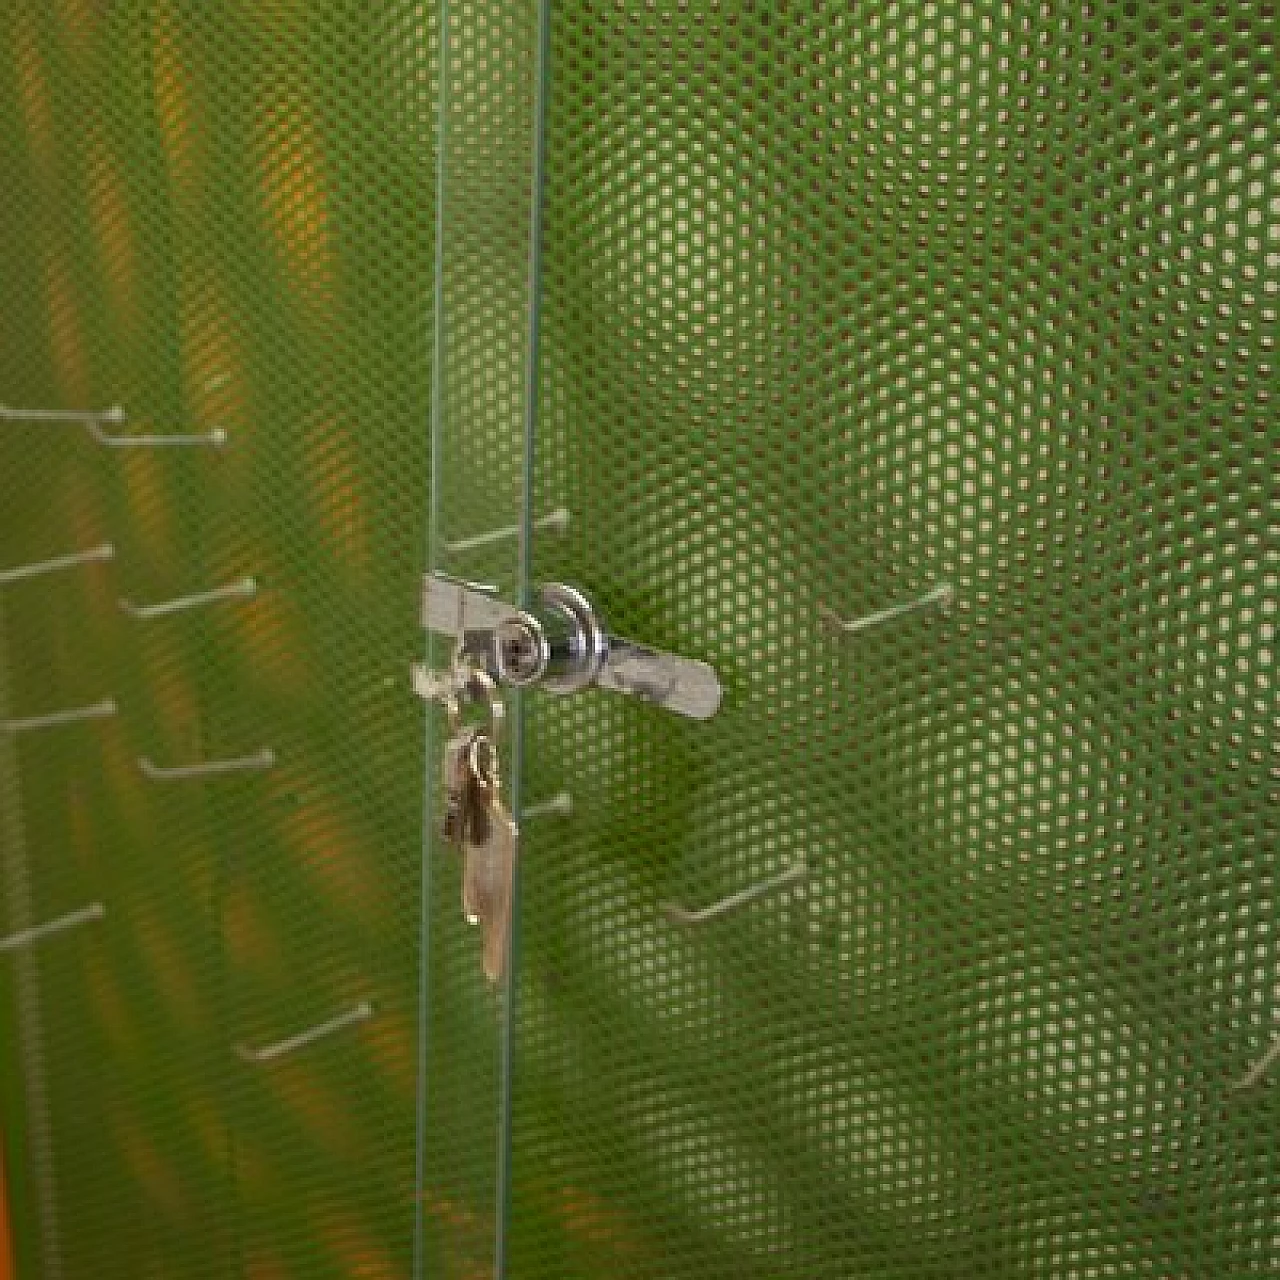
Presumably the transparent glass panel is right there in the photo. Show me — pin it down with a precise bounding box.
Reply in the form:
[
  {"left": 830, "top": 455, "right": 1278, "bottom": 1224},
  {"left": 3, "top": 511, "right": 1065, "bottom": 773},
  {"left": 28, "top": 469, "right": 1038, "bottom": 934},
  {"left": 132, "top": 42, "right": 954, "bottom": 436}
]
[{"left": 418, "top": 0, "right": 546, "bottom": 1274}]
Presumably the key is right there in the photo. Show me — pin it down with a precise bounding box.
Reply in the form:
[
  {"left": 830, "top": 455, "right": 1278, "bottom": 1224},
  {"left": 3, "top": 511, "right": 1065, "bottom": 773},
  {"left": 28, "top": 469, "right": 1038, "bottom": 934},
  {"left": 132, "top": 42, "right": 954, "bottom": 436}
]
[
  {"left": 459, "top": 732, "right": 518, "bottom": 983},
  {"left": 441, "top": 726, "right": 491, "bottom": 848}
]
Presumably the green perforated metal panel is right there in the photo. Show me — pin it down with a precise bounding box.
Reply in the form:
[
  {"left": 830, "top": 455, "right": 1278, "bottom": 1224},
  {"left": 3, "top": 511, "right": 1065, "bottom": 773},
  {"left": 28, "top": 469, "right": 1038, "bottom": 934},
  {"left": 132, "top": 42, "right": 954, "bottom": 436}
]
[
  {"left": 3, "top": 3, "right": 1280, "bottom": 1280},
  {"left": 0, "top": 5, "right": 435, "bottom": 1278}
]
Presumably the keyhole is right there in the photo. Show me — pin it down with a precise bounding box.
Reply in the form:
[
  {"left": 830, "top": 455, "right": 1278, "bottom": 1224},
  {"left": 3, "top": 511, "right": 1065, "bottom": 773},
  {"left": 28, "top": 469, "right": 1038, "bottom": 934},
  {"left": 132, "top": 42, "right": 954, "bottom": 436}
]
[{"left": 496, "top": 615, "right": 547, "bottom": 686}]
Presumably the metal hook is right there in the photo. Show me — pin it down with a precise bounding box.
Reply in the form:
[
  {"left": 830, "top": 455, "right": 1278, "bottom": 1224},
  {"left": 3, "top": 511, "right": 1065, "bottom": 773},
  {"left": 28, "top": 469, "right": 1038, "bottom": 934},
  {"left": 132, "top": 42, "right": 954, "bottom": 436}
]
[
  {"left": 119, "top": 576, "right": 257, "bottom": 620},
  {"left": 523, "top": 791, "right": 572, "bottom": 820},
  {"left": 0, "top": 543, "right": 114, "bottom": 587},
  {"left": 0, "top": 403, "right": 226, "bottom": 448},
  {"left": 0, "top": 404, "right": 124, "bottom": 424},
  {"left": 443, "top": 507, "right": 570, "bottom": 556},
  {"left": 0, "top": 903, "right": 105, "bottom": 954},
  {"left": 1232, "top": 1033, "right": 1280, "bottom": 1093},
  {"left": 138, "top": 748, "right": 275, "bottom": 781},
  {"left": 87, "top": 422, "right": 227, "bottom": 449},
  {"left": 236, "top": 1000, "right": 375, "bottom": 1064},
  {"left": 662, "top": 859, "right": 808, "bottom": 926},
  {"left": 1, "top": 697, "right": 117, "bottom": 735},
  {"left": 820, "top": 583, "right": 954, "bottom": 635}
]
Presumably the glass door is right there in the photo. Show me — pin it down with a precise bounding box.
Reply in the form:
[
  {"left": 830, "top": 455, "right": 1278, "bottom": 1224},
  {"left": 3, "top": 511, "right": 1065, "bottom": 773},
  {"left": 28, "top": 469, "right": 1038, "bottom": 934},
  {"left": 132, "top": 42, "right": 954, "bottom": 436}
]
[{"left": 416, "top": 0, "right": 548, "bottom": 1274}]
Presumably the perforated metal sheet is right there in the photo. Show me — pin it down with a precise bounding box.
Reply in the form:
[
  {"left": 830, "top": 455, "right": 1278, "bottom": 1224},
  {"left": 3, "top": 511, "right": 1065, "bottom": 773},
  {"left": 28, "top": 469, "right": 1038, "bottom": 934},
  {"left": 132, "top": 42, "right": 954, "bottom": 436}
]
[
  {"left": 1, "top": 4, "right": 1278, "bottom": 1280},
  {"left": 1, "top": 4, "right": 434, "bottom": 1278},
  {"left": 504, "top": 2, "right": 1279, "bottom": 1277}
]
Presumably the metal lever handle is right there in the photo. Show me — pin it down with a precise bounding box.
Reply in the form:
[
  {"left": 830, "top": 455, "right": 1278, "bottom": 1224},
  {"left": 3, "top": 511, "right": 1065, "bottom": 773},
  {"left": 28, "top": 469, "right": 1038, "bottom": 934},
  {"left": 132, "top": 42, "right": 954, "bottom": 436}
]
[{"left": 421, "top": 575, "right": 721, "bottom": 720}]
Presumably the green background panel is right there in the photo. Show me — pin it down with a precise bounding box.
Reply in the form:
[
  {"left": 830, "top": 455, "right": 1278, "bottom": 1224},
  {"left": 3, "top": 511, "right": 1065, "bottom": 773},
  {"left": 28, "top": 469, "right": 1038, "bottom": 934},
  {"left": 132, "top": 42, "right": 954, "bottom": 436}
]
[
  {"left": 511, "top": 2, "right": 1278, "bottom": 1276},
  {"left": 1, "top": 4, "right": 437, "bottom": 1278},
  {"left": 2, "top": 3, "right": 1278, "bottom": 1280}
]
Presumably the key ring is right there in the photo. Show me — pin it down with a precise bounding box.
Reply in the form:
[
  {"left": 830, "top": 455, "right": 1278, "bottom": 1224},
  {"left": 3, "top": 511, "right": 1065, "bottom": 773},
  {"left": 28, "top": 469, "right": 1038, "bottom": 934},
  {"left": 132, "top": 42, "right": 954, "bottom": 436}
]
[
  {"left": 466, "top": 731, "right": 498, "bottom": 791},
  {"left": 443, "top": 657, "right": 505, "bottom": 744}
]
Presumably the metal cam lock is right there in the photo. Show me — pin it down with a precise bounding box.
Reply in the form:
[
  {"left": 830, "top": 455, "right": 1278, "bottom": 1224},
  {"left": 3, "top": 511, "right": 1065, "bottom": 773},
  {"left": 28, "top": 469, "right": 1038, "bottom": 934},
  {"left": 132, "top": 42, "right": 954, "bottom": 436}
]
[{"left": 419, "top": 575, "right": 721, "bottom": 720}]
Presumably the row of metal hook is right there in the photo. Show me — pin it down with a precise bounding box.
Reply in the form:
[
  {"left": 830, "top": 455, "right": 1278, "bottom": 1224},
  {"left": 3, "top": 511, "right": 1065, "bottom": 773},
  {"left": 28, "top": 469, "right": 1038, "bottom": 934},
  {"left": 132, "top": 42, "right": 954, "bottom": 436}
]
[
  {"left": 0, "top": 614, "right": 330, "bottom": 1060},
  {"left": 0, "top": 537, "right": 267, "bottom": 770},
  {"left": 0, "top": 402, "right": 311, "bottom": 1063},
  {"left": 7, "top": 407, "right": 1272, "bottom": 1089},
  {"left": 0, "top": 548, "right": 257, "bottom": 620},
  {"left": 0, "top": 886, "right": 370, "bottom": 1062}
]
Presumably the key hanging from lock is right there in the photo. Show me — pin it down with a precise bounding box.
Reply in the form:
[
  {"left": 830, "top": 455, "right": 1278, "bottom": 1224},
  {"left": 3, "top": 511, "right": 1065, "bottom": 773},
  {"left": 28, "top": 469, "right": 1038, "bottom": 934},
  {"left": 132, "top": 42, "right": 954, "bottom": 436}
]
[
  {"left": 457, "top": 730, "right": 518, "bottom": 983},
  {"left": 441, "top": 726, "right": 491, "bottom": 847},
  {"left": 432, "top": 659, "right": 518, "bottom": 983}
]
